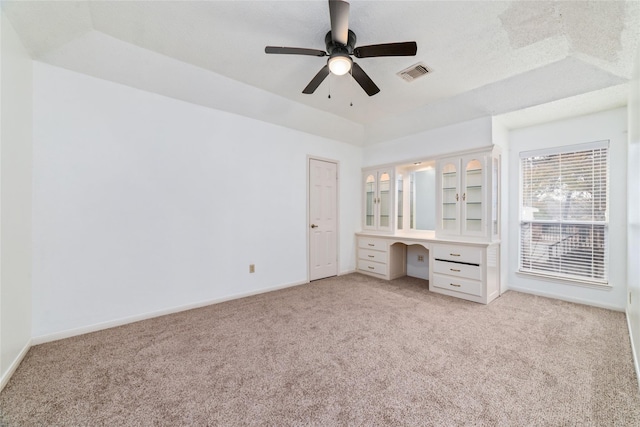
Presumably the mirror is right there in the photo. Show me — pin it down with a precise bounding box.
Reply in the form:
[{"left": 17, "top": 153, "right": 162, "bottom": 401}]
[
  {"left": 414, "top": 167, "right": 436, "bottom": 230},
  {"left": 397, "top": 161, "right": 436, "bottom": 231}
]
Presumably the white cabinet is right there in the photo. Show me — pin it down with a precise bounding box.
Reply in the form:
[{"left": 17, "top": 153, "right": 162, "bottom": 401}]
[
  {"left": 356, "top": 236, "right": 406, "bottom": 280},
  {"left": 355, "top": 233, "right": 500, "bottom": 304},
  {"left": 430, "top": 242, "right": 500, "bottom": 304},
  {"left": 357, "top": 237, "right": 389, "bottom": 277},
  {"left": 357, "top": 146, "right": 502, "bottom": 305},
  {"left": 363, "top": 168, "right": 394, "bottom": 232},
  {"left": 436, "top": 148, "right": 500, "bottom": 240}
]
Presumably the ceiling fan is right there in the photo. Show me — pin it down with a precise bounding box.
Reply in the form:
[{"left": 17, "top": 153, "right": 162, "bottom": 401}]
[{"left": 265, "top": 0, "right": 417, "bottom": 96}]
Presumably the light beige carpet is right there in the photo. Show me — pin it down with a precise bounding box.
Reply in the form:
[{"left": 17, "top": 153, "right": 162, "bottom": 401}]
[{"left": 1, "top": 273, "right": 639, "bottom": 426}]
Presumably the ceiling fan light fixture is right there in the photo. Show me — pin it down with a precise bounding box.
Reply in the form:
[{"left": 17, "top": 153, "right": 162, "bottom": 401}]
[
  {"left": 328, "top": 54, "right": 352, "bottom": 75},
  {"left": 265, "top": 0, "right": 417, "bottom": 95}
]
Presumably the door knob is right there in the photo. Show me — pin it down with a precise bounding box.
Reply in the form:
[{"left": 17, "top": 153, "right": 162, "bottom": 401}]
[{"left": 310, "top": 224, "right": 319, "bottom": 228}]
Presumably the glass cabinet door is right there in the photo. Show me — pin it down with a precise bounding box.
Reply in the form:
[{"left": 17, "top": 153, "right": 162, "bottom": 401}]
[
  {"left": 464, "top": 159, "right": 483, "bottom": 233},
  {"left": 441, "top": 162, "right": 458, "bottom": 232},
  {"left": 363, "top": 169, "right": 393, "bottom": 231},
  {"left": 435, "top": 149, "right": 499, "bottom": 240},
  {"left": 492, "top": 157, "right": 500, "bottom": 237},
  {"left": 378, "top": 172, "right": 391, "bottom": 229},
  {"left": 365, "top": 174, "right": 376, "bottom": 228},
  {"left": 397, "top": 174, "right": 403, "bottom": 230}
]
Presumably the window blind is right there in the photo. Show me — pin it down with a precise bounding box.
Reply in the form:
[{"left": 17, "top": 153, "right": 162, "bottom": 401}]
[{"left": 519, "top": 142, "right": 609, "bottom": 284}]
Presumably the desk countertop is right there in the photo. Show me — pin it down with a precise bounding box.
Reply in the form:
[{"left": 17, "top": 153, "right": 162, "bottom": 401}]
[{"left": 356, "top": 230, "right": 500, "bottom": 246}]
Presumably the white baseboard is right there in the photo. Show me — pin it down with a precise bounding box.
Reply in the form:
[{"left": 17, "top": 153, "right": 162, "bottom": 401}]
[
  {"left": 626, "top": 310, "right": 640, "bottom": 392},
  {"left": 31, "top": 279, "right": 308, "bottom": 345},
  {"left": 507, "top": 285, "right": 625, "bottom": 312},
  {"left": 339, "top": 269, "right": 357, "bottom": 275},
  {"left": 0, "top": 339, "right": 31, "bottom": 392}
]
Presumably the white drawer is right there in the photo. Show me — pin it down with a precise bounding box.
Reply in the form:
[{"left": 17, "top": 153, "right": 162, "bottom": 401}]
[
  {"left": 359, "top": 248, "right": 387, "bottom": 263},
  {"left": 358, "top": 259, "right": 388, "bottom": 276},
  {"left": 433, "top": 259, "right": 482, "bottom": 281},
  {"left": 433, "top": 244, "right": 482, "bottom": 264},
  {"left": 432, "top": 273, "right": 482, "bottom": 297},
  {"left": 358, "top": 237, "right": 388, "bottom": 252}
]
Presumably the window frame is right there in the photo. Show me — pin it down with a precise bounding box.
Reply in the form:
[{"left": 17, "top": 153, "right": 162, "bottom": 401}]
[{"left": 518, "top": 140, "right": 610, "bottom": 287}]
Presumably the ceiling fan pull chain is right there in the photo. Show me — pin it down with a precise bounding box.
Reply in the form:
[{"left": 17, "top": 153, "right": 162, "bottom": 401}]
[{"left": 351, "top": 68, "right": 355, "bottom": 106}]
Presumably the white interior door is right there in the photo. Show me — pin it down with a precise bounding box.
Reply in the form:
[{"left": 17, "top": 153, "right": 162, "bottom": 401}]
[{"left": 309, "top": 158, "right": 338, "bottom": 281}]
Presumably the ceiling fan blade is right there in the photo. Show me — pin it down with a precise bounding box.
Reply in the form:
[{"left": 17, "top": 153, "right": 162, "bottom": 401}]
[
  {"left": 265, "top": 46, "right": 327, "bottom": 57},
  {"left": 303, "top": 65, "right": 331, "bottom": 94},
  {"left": 351, "top": 62, "right": 380, "bottom": 96},
  {"left": 353, "top": 41, "right": 417, "bottom": 58},
  {"left": 329, "top": 0, "right": 350, "bottom": 45}
]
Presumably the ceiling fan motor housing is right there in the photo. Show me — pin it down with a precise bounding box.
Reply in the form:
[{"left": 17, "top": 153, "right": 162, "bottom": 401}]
[
  {"left": 325, "top": 30, "right": 356, "bottom": 55},
  {"left": 264, "top": 0, "right": 416, "bottom": 97}
]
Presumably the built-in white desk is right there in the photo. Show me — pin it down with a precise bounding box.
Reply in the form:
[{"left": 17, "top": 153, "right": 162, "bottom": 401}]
[{"left": 356, "top": 231, "right": 500, "bottom": 304}]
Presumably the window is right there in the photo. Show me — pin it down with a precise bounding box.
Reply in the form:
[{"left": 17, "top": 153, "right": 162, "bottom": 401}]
[{"left": 519, "top": 141, "right": 609, "bottom": 285}]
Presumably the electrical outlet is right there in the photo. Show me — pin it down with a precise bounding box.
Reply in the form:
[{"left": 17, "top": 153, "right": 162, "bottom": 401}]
[
  {"left": 418, "top": 255, "right": 424, "bottom": 262},
  {"left": 249, "top": 264, "right": 255, "bottom": 273}
]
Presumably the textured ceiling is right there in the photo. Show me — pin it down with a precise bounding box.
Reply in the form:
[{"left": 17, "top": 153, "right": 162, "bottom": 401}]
[{"left": 3, "top": 0, "right": 639, "bottom": 146}]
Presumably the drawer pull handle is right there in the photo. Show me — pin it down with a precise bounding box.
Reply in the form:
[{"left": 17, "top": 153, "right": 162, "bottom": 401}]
[
  {"left": 368, "top": 243, "right": 375, "bottom": 247},
  {"left": 450, "top": 253, "right": 461, "bottom": 257},
  {"left": 450, "top": 283, "right": 461, "bottom": 287},
  {"left": 450, "top": 268, "right": 461, "bottom": 272},
  {"left": 368, "top": 255, "right": 375, "bottom": 258},
  {"left": 368, "top": 266, "right": 375, "bottom": 270}
]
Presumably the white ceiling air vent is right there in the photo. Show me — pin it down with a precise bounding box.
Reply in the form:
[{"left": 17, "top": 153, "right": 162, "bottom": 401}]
[{"left": 397, "top": 63, "right": 431, "bottom": 82}]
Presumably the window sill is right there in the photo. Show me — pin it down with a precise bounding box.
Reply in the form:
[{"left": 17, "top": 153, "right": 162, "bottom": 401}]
[{"left": 516, "top": 271, "right": 611, "bottom": 290}]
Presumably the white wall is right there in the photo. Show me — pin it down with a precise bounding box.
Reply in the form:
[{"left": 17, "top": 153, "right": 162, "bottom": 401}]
[
  {"left": 0, "top": 12, "right": 33, "bottom": 389},
  {"left": 491, "top": 118, "right": 510, "bottom": 294},
  {"left": 507, "top": 108, "right": 628, "bottom": 310},
  {"left": 627, "top": 39, "right": 640, "bottom": 385},
  {"left": 31, "top": 62, "right": 361, "bottom": 340},
  {"left": 406, "top": 245, "right": 429, "bottom": 280},
  {"left": 363, "top": 117, "right": 493, "bottom": 167}
]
